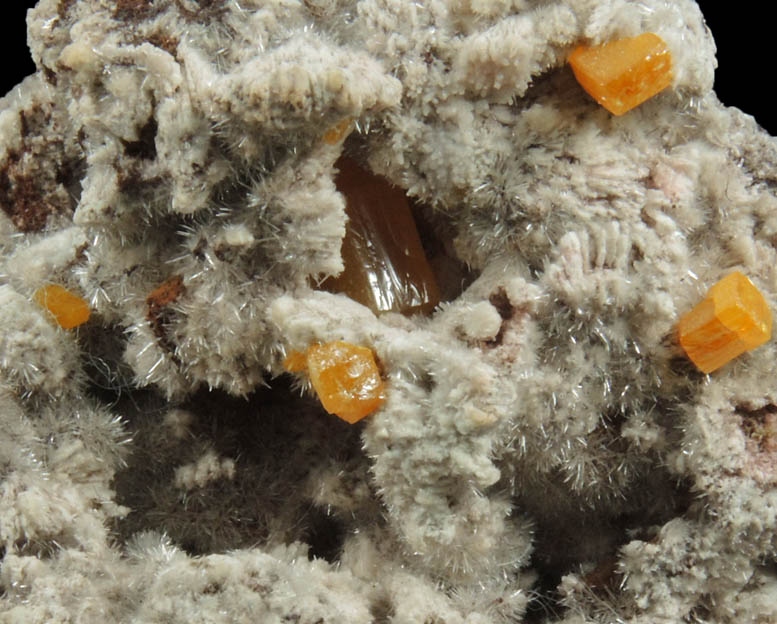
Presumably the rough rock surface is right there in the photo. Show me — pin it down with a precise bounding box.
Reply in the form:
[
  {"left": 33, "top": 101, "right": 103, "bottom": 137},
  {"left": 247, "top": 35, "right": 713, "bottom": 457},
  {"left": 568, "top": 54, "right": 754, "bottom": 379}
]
[{"left": 1, "top": 1, "right": 776, "bottom": 622}]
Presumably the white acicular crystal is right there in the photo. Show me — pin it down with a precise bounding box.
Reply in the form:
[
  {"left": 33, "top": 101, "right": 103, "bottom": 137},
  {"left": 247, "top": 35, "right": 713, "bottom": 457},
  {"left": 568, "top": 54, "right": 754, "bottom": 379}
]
[
  {"left": 1, "top": 0, "right": 776, "bottom": 622},
  {"left": 173, "top": 450, "right": 236, "bottom": 490}
]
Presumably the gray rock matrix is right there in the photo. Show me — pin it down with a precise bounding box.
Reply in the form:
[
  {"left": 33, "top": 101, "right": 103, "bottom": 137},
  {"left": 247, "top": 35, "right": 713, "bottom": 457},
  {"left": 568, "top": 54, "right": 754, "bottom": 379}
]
[{"left": 1, "top": 0, "right": 776, "bottom": 622}]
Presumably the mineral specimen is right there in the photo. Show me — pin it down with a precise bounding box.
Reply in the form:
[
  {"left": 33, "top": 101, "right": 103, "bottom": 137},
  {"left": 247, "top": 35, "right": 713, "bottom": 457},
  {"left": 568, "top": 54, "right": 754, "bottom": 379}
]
[
  {"left": 323, "top": 156, "right": 440, "bottom": 315},
  {"left": 33, "top": 283, "right": 91, "bottom": 329},
  {"left": 678, "top": 271, "right": 772, "bottom": 373},
  {"left": 284, "top": 341, "right": 386, "bottom": 423},
  {"left": 569, "top": 32, "right": 673, "bottom": 115},
  {"left": 3, "top": 1, "right": 777, "bottom": 623}
]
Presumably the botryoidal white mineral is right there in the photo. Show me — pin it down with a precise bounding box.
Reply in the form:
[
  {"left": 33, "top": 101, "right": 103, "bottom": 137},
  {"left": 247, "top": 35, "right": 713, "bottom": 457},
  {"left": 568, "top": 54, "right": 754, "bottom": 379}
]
[{"left": 1, "top": 0, "right": 777, "bottom": 622}]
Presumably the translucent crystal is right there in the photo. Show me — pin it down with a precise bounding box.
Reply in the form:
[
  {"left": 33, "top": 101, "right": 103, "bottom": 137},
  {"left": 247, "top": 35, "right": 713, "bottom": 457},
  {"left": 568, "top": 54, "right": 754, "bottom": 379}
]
[
  {"left": 34, "top": 284, "right": 91, "bottom": 329},
  {"left": 569, "top": 33, "right": 673, "bottom": 116},
  {"left": 324, "top": 156, "right": 440, "bottom": 315},
  {"left": 322, "top": 118, "right": 353, "bottom": 145},
  {"left": 284, "top": 341, "right": 386, "bottom": 423},
  {"left": 678, "top": 271, "right": 772, "bottom": 373}
]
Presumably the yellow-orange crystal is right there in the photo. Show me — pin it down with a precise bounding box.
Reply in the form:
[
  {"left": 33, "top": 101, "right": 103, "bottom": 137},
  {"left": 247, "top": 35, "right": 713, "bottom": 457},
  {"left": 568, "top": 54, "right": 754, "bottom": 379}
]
[
  {"left": 284, "top": 341, "right": 386, "bottom": 424},
  {"left": 322, "top": 118, "right": 354, "bottom": 145},
  {"left": 283, "top": 350, "right": 308, "bottom": 373},
  {"left": 678, "top": 272, "right": 772, "bottom": 373},
  {"left": 33, "top": 284, "right": 91, "bottom": 329},
  {"left": 569, "top": 33, "right": 673, "bottom": 116}
]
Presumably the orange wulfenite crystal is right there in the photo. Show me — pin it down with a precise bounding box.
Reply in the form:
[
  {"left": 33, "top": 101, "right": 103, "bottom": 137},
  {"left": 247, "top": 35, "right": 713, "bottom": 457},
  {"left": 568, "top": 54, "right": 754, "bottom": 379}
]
[
  {"left": 569, "top": 32, "right": 673, "bottom": 115},
  {"left": 284, "top": 341, "right": 386, "bottom": 423},
  {"left": 322, "top": 118, "right": 354, "bottom": 145},
  {"left": 283, "top": 350, "right": 308, "bottom": 373},
  {"left": 678, "top": 272, "right": 772, "bottom": 373},
  {"left": 33, "top": 284, "right": 91, "bottom": 329}
]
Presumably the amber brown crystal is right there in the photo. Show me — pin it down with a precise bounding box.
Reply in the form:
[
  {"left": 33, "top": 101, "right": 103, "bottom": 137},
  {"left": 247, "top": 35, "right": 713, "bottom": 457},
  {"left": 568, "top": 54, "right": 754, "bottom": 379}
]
[{"left": 324, "top": 156, "right": 440, "bottom": 315}]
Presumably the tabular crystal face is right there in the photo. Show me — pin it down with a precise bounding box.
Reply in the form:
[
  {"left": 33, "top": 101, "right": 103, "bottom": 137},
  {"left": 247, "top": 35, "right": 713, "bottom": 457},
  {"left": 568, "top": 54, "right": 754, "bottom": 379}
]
[
  {"left": 285, "top": 341, "right": 386, "bottom": 423},
  {"left": 323, "top": 156, "right": 440, "bottom": 316},
  {"left": 678, "top": 272, "right": 772, "bottom": 373},
  {"left": 33, "top": 284, "right": 91, "bottom": 330},
  {"left": 569, "top": 32, "right": 673, "bottom": 116}
]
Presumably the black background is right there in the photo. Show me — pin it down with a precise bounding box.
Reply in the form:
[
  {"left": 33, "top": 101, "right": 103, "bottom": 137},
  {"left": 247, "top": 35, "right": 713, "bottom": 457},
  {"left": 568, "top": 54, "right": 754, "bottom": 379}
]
[{"left": 0, "top": 2, "right": 773, "bottom": 135}]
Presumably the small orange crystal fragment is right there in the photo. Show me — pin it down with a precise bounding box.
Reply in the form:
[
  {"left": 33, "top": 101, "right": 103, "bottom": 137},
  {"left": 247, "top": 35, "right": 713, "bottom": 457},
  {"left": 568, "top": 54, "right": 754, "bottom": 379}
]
[
  {"left": 678, "top": 272, "right": 772, "bottom": 373},
  {"left": 283, "top": 341, "right": 386, "bottom": 423},
  {"left": 569, "top": 33, "right": 673, "bottom": 115},
  {"left": 322, "top": 118, "right": 354, "bottom": 145},
  {"left": 33, "top": 284, "right": 91, "bottom": 329}
]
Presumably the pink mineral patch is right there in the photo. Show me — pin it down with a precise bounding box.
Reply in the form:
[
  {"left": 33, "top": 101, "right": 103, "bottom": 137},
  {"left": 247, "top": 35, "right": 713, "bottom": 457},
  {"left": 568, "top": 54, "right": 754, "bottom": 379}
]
[{"left": 740, "top": 407, "right": 777, "bottom": 483}]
